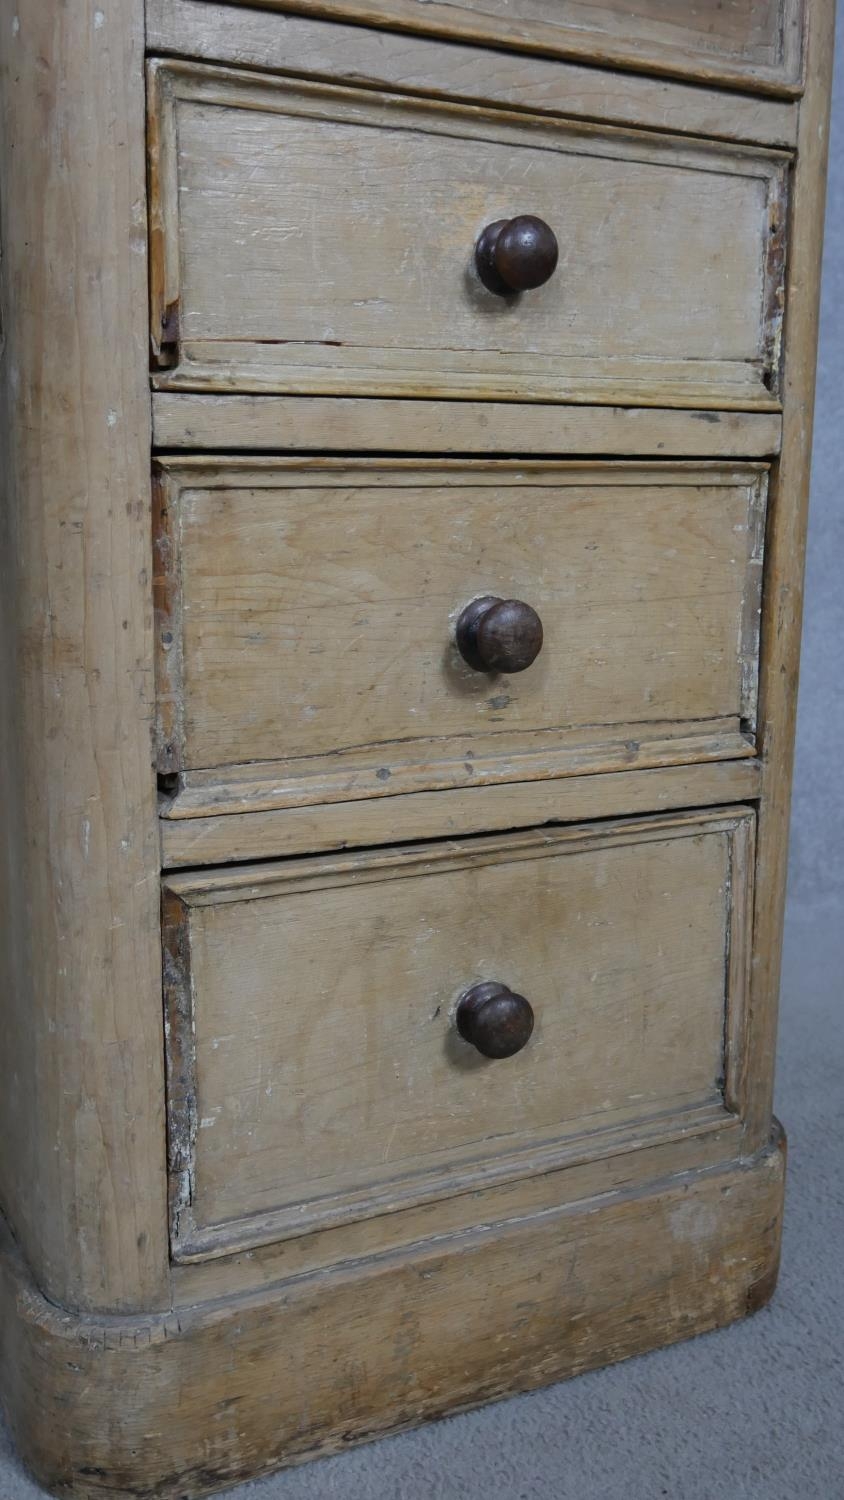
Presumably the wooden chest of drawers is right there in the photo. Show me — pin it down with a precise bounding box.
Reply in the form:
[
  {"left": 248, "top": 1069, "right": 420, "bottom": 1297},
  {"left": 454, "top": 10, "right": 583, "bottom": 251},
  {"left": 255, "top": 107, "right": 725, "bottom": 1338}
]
[{"left": 0, "top": 2, "right": 833, "bottom": 1496}]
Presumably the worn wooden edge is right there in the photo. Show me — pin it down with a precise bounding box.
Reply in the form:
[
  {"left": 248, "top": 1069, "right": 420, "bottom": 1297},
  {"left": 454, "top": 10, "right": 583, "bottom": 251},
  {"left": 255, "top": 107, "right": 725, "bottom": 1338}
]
[
  {"left": 154, "top": 456, "right": 772, "bottom": 480},
  {"left": 145, "top": 1, "right": 801, "bottom": 149},
  {"left": 152, "top": 466, "right": 185, "bottom": 774},
  {"left": 151, "top": 397, "right": 785, "bottom": 455},
  {"left": 0, "top": 0, "right": 170, "bottom": 1313},
  {"left": 0, "top": 1129, "right": 785, "bottom": 1499},
  {"left": 161, "top": 727, "right": 757, "bottom": 828},
  {"left": 146, "top": 55, "right": 795, "bottom": 166},
  {"left": 194, "top": 0, "right": 805, "bottom": 99},
  {"left": 163, "top": 805, "right": 756, "bottom": 901},
  {"left": 743, "top": 0, "right": 836, "bottom": 1151},
  {"left": 154, "top": 354, "right": 784, "bottom": 413},
  {"left": 168, "top": 1114, "right": 748, "bottom": 1303},
  {"left": 160, "top": 758, "right": 763, "bottom": 869},
  {"left": 172, "top": 1103, "right": 736, "bottom": 1264}
]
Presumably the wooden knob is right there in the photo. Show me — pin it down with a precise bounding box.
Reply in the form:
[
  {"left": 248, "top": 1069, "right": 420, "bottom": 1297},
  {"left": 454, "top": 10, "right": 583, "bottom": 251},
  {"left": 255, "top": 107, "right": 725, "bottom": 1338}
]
[
  {"left": 456, "top": 982, "right": 535, "bottom": 1060},
  {"left": 456, "top": 595, "right": 543, "bottom": 674},
  {"left": 475, "top": 215, "right": 559, "bottom": 295}
]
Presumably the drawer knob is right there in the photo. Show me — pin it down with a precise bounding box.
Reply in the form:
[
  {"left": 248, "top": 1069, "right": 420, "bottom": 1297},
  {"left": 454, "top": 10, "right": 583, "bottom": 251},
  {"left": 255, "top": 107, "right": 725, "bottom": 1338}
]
[
  {"left": 456, "top": 595, "right": 543, "bottom": 674},
  {"left": 456, "top": 982, "right": 535, "bottom": 1060},
  {"left": 475, "top": 215, "right": 559, "bottom": 295}
]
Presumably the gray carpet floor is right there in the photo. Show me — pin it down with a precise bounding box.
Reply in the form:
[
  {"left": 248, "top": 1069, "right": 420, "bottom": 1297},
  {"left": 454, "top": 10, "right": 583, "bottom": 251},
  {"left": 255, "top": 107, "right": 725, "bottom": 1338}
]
[{"left": 2, "top": 899, "right": 842, "bottom": 1499}]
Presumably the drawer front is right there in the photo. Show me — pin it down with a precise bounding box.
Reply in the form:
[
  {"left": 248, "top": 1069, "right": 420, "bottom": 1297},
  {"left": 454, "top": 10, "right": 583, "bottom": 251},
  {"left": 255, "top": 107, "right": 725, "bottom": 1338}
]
[
  {"left": 163, "top": 809, "right": 754, "bottom": 1260},
  {"left": 149, "top": 61, "right": 788, "bottom": 409},
  {"left": 154, "top": 461, "right": 766, "bottom": 813},
  {"left": 215, "top": 0, "right": 803, "bottom": 93}
]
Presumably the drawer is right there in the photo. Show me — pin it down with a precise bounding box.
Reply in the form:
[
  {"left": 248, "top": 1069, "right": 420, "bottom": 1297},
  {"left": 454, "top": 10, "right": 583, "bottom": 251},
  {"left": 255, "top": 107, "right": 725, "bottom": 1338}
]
[
  {"left": 162, "top": 808, "right": 755, "bottom": 1260},
  {"left": 211, "top": 0, "right": 803, "bottom": 94},
  {"left": 154, "top": 460, "right": 766, "bottom": 816},
  {"left": 148, "top": 60, "right": 789, "bottom": 409}
]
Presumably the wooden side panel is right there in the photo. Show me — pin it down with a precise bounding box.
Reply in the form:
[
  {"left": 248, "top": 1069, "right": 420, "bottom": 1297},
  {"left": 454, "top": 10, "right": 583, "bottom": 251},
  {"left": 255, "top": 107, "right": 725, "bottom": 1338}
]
[
  {"left": 743, "top": 0, "right": 836, "bottom": 1147},
  {"left": 213, "top": 0, "right": 804, "bottom": 94},
  {"left": 163, "top": 810, "right": 754, "bottom": 1260},
  {"left": 0, "top": 1138, "right": 785, "bottom": 1500},
  {"left": 0, "top": 1, "right": 169, "bottom": 1311},
  {"left": 148, "top": 62, "right": 789, "bottom": 409},
  {"left": 154, "top": 461, "right": 766, "bottom": 796}
]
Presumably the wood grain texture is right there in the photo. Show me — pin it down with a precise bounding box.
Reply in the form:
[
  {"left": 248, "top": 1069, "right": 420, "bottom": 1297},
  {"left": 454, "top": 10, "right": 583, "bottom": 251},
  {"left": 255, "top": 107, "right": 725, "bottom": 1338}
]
[
  {"left": 0, "top": 0, "right": 831, "bottom": 1489},
  {"left": 153, "top": 461, "right": 766, "bottom": 798},
  {"left": 160, "top": 758, "right": 762, "bottom": 868},
  {"left": 0, "top": 1134, "right": 785, "bottom": 1500},
  {"left": 169, "top": 1114, "right": 745, "bottom": 1302},
  {"left": 743, "top": 0, "right": 836, "bottom": 1149},
  {"left": 146, "top": 1, "right": 800, "bottom": 148},
  {"left": 152, "top": 395, "right": 784, "bottom": 456},
  {"left": 163, "top": 809, "right": 754, "bottom": 1261},
  {"left": 0, "top": 0, "right": 169, "bottom": 1312},
  {"left": 148, "top": 61, "right": 789, "bottom": 408},
  {"left": 211, "top": 0, "right": 805, "bottom": 95}
]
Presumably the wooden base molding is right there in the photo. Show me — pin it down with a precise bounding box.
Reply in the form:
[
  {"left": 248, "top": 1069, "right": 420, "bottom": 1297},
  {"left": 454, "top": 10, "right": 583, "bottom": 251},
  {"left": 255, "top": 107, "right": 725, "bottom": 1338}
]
[{"left": 0, "top": 1132, "right": 784, "bottom": 1500}]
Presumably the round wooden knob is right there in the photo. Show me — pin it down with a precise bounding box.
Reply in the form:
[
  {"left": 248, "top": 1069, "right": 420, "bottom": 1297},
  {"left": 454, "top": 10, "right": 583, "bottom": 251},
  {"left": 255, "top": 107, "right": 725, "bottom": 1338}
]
[
  {"left": 456, "top": 982, "right": 535, "bottom": 1060},
  {"left": 475, "top": 215, "right": 559, "bottom": 295},
  {"left": 456, "top": 595, "right": 543, "bottom": 674}
]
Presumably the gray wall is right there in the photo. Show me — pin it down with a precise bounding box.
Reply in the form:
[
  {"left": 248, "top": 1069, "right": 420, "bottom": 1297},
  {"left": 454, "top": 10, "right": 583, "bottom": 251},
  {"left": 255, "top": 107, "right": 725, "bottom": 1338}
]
[{"left": 788, "top": 22, "right": 844, "bottom": 911}]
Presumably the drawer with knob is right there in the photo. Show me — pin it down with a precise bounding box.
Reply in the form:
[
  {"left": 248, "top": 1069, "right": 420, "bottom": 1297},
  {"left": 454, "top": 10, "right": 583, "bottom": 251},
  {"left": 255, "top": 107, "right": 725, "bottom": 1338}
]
[
  {"left": 153, "top": 459, "right": 767, "bottom": 819},
  {"left": 162, "top": 807, "right": 755, "bottom": 1262},
  {"left": 148, "top": 58, "right": 789, "bottom": 409}
]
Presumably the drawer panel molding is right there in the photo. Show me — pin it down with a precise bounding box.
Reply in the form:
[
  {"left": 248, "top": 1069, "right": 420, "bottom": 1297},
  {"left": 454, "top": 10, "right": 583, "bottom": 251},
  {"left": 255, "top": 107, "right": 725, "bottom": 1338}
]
[
  {"left": 162, "top": 808, "right": 755, "bottom": 1262},
  {"left": 153, "top": 460, "right": 767, "bottom": 809},
  {"left": 148, "top": 60, "right": 790, "bottom": 408},
  {"left": 147, "top": 2, "right": 801, "bottom": 149}
]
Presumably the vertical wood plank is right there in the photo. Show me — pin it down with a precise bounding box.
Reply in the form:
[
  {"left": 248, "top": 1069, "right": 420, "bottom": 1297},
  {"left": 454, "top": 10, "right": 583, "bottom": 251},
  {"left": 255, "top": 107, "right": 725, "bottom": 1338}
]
[
  {"left": 0, "top": 0, "right": 170, "bottom": 1311},
  {"left": 745, "top": 0, "right": 836, "bottom": 1146}
]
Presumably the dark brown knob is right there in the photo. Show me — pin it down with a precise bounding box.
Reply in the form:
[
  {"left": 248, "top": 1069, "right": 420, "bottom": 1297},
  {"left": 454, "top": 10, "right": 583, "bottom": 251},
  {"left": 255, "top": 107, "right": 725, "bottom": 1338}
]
[
  {"left": 475, "top": 215, "right": 559, "bottom": 296},
  {"left": 456, "top": 982, "right": 535, "bottom": 1060},
  {"left": 456, "top": 595, "right": 543, "bottom": 674}
]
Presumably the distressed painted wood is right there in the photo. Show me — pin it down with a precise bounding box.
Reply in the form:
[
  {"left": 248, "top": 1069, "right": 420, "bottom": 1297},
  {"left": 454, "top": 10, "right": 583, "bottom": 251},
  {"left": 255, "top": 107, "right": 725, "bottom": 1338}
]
[
  {"left": 148, "top": 61, "right": 789, "bottom": 408},
  {"left": 153, "top": 461, "right": 766, "bottom": 797},
  {"left": 214, "top": 0, "right": 805, "bottom": 94},
  {"left": 741, "top": 0, "right": 835, "bottom": 1151},
  {"left": 168, "top": 1114, "right": 747, "bottom": 1302},
  {"left": 163, "top": 809, "right": 754, "bottom": 1262},
  {"left": 0, "top": 0, "right": 169, "bottom": 1314},
  {"left": 160, "top": 758, "right": 762, "bottom": 868},
  {"left": 0, "top": 0, "right": 833, "bottom": 1492},
  {"left": 146, "top": 1, "right": 801, "bottom": 148},
  {"left": 0, "top": 1135, "right": 786, "bottom": 1500},
  {"left": 152, "top": 396, "right": 784, "bottom": 456}
]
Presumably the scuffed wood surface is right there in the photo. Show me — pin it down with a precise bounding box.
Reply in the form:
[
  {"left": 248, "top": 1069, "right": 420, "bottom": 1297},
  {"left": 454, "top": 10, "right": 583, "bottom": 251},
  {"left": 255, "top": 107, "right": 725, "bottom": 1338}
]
[
  {"left": 0, "top": 1135, "right": 785, "bottom": 1499},
  {"left": 170, "top": 1115, "right": 745, "bottom": 1300},
  {"left": 160, "top": 758, "right": 762, "bottom": 868},
  {"left": 148, "top": 61, "right": 789, "bottom": 408},
  {"left": 212, "top": 0, "right": 804, "bottom": 94},
  {"left": 0, "top": 0, "right": 169, "bottom": 1312},
  {"left": 153, "top": 461, "right": 767, "bottom": 793},
  {"left": 163, "top": 810, "right": 753, "bottom": 1260},
  {"left": 146, "top": 1, "right": 800, "bottom": 148},
  {"left": 743, "top": 0, "right": 836, "bottom": 1150},
  {"left": 152, "top": 395, "right": 784, "bottom": 456}
]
